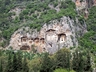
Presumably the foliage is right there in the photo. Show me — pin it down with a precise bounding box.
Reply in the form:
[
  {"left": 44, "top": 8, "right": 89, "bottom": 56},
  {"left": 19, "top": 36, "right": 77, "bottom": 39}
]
[
  {"left": 72, "top": 49, "right": 92, "bottom": 72},
  {"left": 6, "top": 51, "right": 14, "bottom": 72},
  {"left": 28, "top": 58, "right": 41, "bottom": 72},
  {"left": 22, "top": 57, "right": 29, "bottom": 72},
  {"left": 79, "top": 6, "right": 96, "bottom": 55},
  {"left": 87, "top": 6, "right": 96, "bottom": 32},
  {"left": 55, "top": 48, "right": 71, "bottom": 69},
  {"left": 0, "top": 0, "right": 95, "bottom": 72},
  {"left": 0, "top": 47, "right": 94, "bottom": 72},
  {"left": 54, "top": 68, "right": 75, "bottom": 72},
  {"left": 0, "top": 0, "right": 76, "bottom": 47},
  {"left": 40, "top": 53, "right": 53, "bottom": 72},
  {"left": 0, "top": 59, "right": 3, "bottom": 72}
]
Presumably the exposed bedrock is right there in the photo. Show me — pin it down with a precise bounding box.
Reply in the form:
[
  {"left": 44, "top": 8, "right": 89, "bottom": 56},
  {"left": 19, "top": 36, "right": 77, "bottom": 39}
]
[{"left": 8, "top": 16, "right": 87, "bottom": 54}]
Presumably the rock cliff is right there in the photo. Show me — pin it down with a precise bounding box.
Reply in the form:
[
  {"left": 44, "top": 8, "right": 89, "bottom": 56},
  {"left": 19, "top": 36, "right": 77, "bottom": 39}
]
[
  {"left": 74, "top": 0, "right": 96, "bottom": 18},
  {"left": 8, "top": 16, "right": 87, "bottom": 54}
]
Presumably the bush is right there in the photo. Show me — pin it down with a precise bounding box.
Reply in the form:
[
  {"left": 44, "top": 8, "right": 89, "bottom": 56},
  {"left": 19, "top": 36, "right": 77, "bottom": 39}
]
[
  {"left": 28, "top": 58, "right": 41, "bottom": 72},
  {"left": 54, "top": 68, "right": 75, "bottom": 72},
  {"left": 87, "top": 6, "right": 96, "bottom": 32},
  {"left": 26, "top": 3, "right": 34, "bottom": 9},
  {"left": 53, "top": 2, "right": 58, "bottom": 7},
  {"left": 22, "top": 9, "right": 29, "bottom": 15},
  {"left": 55, "top": 48, "right": 71, "bottom": 69}
]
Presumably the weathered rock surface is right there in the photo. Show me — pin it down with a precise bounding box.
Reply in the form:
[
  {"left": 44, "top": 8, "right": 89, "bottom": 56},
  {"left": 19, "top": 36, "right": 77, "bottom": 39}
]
[
  {"left": 7, "top": 16, "right": 87, "bottom": 54},
  {"left": 74, "top": 0, "right": 96, "bottom": 19},
  {"left": 74, "top": 0, "right": 96, "bottom": 9}
]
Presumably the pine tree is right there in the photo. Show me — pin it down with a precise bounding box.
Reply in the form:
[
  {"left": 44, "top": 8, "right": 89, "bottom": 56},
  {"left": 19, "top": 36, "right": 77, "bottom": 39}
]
[
  {"left": 0, "top": 59, "right": 3, "bottom": 72},
  {"left": 55, "top": 48, "right": 71, "bottom": 69},
  {"left": 13, "top": 53, "right": 18, "bottom": 72},
  {"left": 79, "top": 52, "right": 84, "bottom": 72},
  {"left": 72, "top": 50, "right": 80, "bottom": 72},
  {"left": 40, "top": 53, "right": 53, "bottom": 72},
  {"left": 67, "top": 52, "right": 71, "bottom": 71},
  {"left": 22, "top": 57, "right": 29, "bottom": 72},
  {"left": 72, "top": 49, "right": 91, "bottom": 72},
  {"left": 17, "top": 51, "right": 22, "bottom": 71},
  {"left": 6, "top": 52, "right": 14, "bottom": 72},
  {"left": 84, "top": 51, "right": 92, "bottom": 71}
]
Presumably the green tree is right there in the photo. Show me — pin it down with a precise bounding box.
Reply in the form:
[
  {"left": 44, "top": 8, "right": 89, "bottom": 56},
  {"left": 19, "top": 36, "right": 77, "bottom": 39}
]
[
  {"left": 22, "top": 57, "right": 29, "bottom": 72},
  {"left": 13, "top": 53, "right": 18, "bottom": 72},
  {"left": 84, "top": 51, "right": 92, "bottom": 71},
  {"left": 0, "top": 59, "right": 3, "bottom": 72},
  {"left": 40, "top": 53, "right": 53, "bottom": 72},
  {"left": 55, "top": 48, "right": 71, "bottom": 69},
  {"left": 16, "top": 51, "right": 22, "bottom": 71},
  {"left": 6, "top": 52, "right": 14, "bottom": 72},
  {"left": 54, "top": 68, "right": 75, "bottom": 72},
  {"left": 72, "top": 49, "right": 81, "bottom": 72},
  {"left": 72, "top": 49, "right": 92, "bottom": 72},
  {"left": 28, "top": 58, "right": 41, "bottom": 72}
]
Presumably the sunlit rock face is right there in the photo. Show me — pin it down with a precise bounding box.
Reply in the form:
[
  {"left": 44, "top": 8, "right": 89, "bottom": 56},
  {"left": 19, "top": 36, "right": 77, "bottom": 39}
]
[
  {"left": 74, "top": 0, "right": 96, "bottom": 10},
  {"left": 75, "top": 0, "right": 87, "bottom": 10},
  {"left": 8, "top": 16, "right": 87, "bottom": 54},
  {"left": 74, "top": 0, "right": 96, "bottom": 19},
  {"left": 93, "top": 0, "right": 96, "bottom": 5}
]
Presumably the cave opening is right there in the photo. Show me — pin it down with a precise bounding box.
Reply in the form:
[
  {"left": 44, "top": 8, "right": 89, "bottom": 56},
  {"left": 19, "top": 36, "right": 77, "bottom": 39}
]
[
  {"left": 20, "top": 45, "right": 30, "bottom": 50},
  {"left": 58, "top": 33, "right": 66, "bottom": 42}
]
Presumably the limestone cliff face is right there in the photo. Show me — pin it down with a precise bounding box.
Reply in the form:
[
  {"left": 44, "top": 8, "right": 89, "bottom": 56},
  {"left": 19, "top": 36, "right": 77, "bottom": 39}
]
[
  {"left": 74, "top": 0, "right": 96, "bottom": 19},
  {"left": 8, "top": 16, "right": 87, "bottom": 54},
  {"left": 74, "top": 0, "right": 96, "bottom": 9},
  {"left": 74, "top": 0, "right": 96, "bottom": 10}
]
